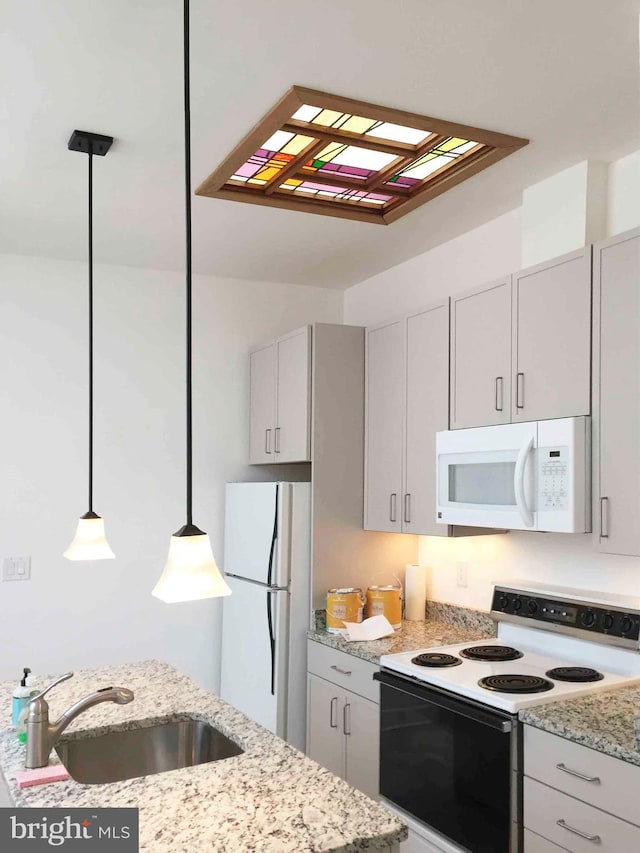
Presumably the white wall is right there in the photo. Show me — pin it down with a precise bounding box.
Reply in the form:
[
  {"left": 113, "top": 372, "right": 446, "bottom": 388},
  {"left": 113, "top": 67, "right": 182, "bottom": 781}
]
[
  {"left": 345, "top": 149, "right": 640, "bottom": 612},
  {"left": 0, "top": 254, "right": 341, "bottom": 689},
  {"left": 608, "top": 149, "right": 640, "bottom": 236}
]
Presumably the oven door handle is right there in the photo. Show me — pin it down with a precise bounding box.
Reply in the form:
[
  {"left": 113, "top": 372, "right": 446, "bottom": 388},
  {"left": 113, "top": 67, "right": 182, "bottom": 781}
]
[{"left": 375, "top": 670, "right": 513, "bottom": 732}]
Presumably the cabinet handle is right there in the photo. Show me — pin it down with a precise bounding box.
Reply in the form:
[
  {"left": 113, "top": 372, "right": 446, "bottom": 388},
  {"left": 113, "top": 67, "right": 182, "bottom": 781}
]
[
  {"left": 494, "top": 376, "right": 503, "bottom": 412},
  {"left": 329, "top": 696, "right": 338, "bottom": 729},
  {"left": 600, "top": 497, "right": 609, "bottom": 538},
  {"left": 556, "top": 819, "right": 601, "bottom": 843},
  {"left": 330, "top": 665, "right": 352, "bottom": 676},
  {"left": 404, "top": 493, "right": 411, "bottom": 524},
  {"left": 265, "top": 429, "right": 272, "bottom": 454},
  {"left": 516, "top": 372, "right": 525, "bottom": 409},
  {"left": 274, "top": 427, "right": 281, "bottom": 454},
  {"left": 556, "top": 763, "right": 601, "bottom": 783},
  {"left": 390, "top": 493, "right": 397, "bottom": 523},
  {"left": 343, "top": 702, "right": 351, "bottom": 736}
]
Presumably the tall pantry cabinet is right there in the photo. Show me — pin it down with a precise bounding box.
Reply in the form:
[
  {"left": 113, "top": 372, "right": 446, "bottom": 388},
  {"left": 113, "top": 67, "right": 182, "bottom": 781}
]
[{"left": 593, "top": 227, "right": 640, "bottom": 555}]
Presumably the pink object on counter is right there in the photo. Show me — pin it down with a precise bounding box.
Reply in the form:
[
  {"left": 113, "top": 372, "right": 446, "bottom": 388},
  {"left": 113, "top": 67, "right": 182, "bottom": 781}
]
[{"left": 15, "top": 765, "right": 70, "bottom": 788}]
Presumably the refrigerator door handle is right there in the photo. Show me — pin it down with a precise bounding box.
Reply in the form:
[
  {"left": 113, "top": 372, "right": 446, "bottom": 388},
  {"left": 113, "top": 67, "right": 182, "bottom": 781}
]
[
  {"left": 266, "top": 484, "right": 279, "bottom": 587},
  {"left": 266, "top": 590, "right": 276, "bottom": 696}
]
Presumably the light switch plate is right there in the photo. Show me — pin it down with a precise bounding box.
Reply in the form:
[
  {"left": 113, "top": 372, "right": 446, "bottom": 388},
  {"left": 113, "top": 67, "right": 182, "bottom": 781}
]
[
  {"left": 456, "top": 561, "right": 468, "bottom": 588},
  {"left": 2, "top": 556, "right": 31, "bottom": 581}
]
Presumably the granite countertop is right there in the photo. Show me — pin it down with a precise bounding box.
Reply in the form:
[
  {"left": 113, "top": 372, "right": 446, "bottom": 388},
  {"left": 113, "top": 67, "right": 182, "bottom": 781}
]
[
  {"left": 0, "top": 661, "right": 406, "bottom": 852},
  {"left": 308, "top": 604, "right": 496, "bottom": 665},
  {"left": 520, "top": 683, "right": 640, "bottom": 768}
]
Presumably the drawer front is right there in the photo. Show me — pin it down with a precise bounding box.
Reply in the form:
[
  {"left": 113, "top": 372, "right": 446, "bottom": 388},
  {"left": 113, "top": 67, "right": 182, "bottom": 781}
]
[
  {"left": 525, "top": 725, "right": 640, "bottom": 826},
  {"left": 524, "top": 829, "right": 567, "bottom": 853},
  {"left": 307, "top": 640, "right": 379, "bottom": 703},
  {"left": 525, "top": 777, "right": 640, "bottom": 853}
]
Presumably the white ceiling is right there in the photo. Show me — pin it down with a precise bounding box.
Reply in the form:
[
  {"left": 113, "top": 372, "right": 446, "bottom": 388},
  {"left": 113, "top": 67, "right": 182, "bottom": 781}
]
[{"left": 1, "top": 0, "right": 639, "bottom": 289}]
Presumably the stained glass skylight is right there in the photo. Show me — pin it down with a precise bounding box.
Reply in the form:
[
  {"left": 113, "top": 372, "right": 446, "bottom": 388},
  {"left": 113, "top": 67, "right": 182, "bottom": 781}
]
[{"left": 196, "top": 87, "right": 528, "bottom": 224}]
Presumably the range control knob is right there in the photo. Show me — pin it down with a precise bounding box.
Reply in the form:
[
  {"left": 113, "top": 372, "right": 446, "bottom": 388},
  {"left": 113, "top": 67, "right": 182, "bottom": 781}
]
[
  {"left": 498, "top": 594, "right": 509, "bottom": 610},
  {"left": 622, "top": 615, "right": 633, "bottom": 635},
  {"left": 580, "top": 610, "right": 596, "bottom": 629},
  {"left": 527, "top": 600, "right": 539, "bottom": 616},
  {"left": 603, "top": 613, "right": 615, "bottom": 631},
  {"left": 513, "top": 596, "right": 523, "bottom": 612}
]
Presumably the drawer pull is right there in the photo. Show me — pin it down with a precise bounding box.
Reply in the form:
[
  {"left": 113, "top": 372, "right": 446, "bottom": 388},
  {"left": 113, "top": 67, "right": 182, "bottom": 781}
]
[
  {"left": 330, "top": 665, "right": 352, "bottom": 676},
  {"left": 556, "top": 819, "right": 601, "bottom": 843},
  {"left": 556, "top": 763, "right": 601, "bottom": 784}
]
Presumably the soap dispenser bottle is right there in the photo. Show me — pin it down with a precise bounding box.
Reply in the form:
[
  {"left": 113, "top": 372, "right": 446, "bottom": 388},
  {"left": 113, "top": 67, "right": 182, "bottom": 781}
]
[{"left": 12, "top": 668, "right": 35, "bottom": 727}]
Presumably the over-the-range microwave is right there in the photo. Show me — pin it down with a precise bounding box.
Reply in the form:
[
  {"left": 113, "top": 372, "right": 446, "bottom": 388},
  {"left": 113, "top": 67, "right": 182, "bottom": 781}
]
[{"left": 436, "top": 416, "right": 591, "bottom": 533}]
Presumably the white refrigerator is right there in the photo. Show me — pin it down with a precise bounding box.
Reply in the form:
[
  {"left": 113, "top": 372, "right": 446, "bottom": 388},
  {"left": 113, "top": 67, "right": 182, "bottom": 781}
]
[{"left": 220, "top": 481, "right": 311, "bottom": 751}]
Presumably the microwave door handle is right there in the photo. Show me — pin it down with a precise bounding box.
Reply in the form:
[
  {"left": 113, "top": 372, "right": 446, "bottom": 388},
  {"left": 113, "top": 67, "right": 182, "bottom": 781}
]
[{"left": 514, "top": 436, "right": 535, "bottom": 527}]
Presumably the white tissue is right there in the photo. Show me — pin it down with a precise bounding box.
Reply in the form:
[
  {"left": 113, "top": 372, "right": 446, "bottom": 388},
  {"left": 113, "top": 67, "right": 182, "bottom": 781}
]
[{"left": 340, "top": 614, "right": 395, "bottom": 642}]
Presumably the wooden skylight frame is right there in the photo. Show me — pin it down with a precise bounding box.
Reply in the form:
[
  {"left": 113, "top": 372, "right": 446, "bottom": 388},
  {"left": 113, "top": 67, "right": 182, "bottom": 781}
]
[{"left": 196, "top": 86, "right": 529, "bottom": 225}]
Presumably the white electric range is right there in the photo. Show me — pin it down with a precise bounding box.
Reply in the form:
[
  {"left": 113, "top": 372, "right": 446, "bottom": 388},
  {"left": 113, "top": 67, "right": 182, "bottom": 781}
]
[{"left": 377, "top": 582, "right": 640, "bottom": 853}]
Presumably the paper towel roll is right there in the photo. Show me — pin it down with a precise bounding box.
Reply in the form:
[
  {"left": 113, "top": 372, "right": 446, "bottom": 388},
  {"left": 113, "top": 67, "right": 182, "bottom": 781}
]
[{"left": 404, "top": 564, "right": 427, "bottom": 621}]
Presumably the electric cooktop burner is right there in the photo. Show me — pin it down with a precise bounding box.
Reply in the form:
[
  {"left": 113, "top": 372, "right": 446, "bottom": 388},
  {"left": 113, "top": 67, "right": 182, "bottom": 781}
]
[
  {"left": 411, "top": 653, "right": 462, "bottom": 668},
  {"left": 546, "top": 666, "right": 605, "bottom": 683},
  {"left": 479, "top": 674, "right": 555, "bottom": 694},
  {"left": 460, "top": 645, "right": 523, "bottom": 662}
]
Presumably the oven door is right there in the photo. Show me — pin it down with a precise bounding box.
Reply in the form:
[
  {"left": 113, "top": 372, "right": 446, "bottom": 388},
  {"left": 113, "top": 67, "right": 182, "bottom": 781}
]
[
  {"left": 376, "top": 670, "right": 521, "bottom": 853},
  {"left": 436, "top": 422, "right": 537, "bottom": 530}
]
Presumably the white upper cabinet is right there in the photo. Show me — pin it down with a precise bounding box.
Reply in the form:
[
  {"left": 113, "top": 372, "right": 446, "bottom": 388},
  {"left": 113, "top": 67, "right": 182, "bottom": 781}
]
[
  {"left": 593, "top": 228, "right": 640, "bottom": 555},
  {"left": 404, "top": 302, "right": 450, "bottom": 535},
  {"left": 513, "top": 248, "right": 591, "bottom": 422},
  {"left": 275, "top": 328, "right": 311, "bottom": 463},
  {"left": 365, "top": 300, "right": 457, "bottom": 537},
  {"left": 450, "top": 279, "right": 512, "bottom": 429},
  {"left": 249, "top": 327, "right": 311, "bottom": 464},
  {"left": 451, "top": 249, "right": 592, "bottom": 430},
  {"left": 249, "top": 343, "right": 277, "bottom": 463},
  {"left": 364, "top": 320, "right": 404, "bottom": 532}
]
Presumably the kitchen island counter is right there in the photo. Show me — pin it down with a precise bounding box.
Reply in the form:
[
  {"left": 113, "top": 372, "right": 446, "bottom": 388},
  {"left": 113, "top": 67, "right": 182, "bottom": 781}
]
[
  {"left": 520, "top": 683, "right": 640, "bottom": 767},
  {"left": 0, "top": 661, "right": 406, "bottom": 852}
]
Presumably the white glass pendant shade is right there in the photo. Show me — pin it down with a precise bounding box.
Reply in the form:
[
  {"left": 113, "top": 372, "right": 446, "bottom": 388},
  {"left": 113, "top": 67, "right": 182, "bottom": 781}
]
[
  {"left": 63, "top": 512, "right": 115, "bottom": 561},
  {"left": 152, "top": 525, "right": 231, "bottom": 603}
]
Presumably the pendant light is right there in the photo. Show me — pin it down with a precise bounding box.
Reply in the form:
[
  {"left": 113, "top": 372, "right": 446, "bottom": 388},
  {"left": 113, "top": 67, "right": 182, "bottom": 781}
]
[
  {"left": 64, "top": 130, "right": 115, "bottom": 561},
  {"left": 152, "top": 0, "right": 231, "bottom": 603}
]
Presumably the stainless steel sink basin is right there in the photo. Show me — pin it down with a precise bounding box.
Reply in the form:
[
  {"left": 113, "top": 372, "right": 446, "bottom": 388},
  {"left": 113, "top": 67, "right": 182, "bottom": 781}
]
[{"left": 55, "top": 719, "right": 243, "bottom": 784}]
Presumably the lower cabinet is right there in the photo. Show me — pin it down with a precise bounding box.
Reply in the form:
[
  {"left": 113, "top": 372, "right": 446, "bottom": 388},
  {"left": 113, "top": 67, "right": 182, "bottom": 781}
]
[
  {"left": 306, "top": 640, "right": 380, "bottom": 800},
  {"left": 524, "top": 725, "right": 640, "bottom": 851}
]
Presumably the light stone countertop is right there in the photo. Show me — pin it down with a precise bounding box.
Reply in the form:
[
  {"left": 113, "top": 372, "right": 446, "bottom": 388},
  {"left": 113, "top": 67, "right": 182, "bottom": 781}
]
[
  {"left": 0, "top": 661, "right": 406, "bottom": 852},
  {"left": 520, "top": 683, "right": 640, "bottom": 767},
  {"left": 308, "top": 605, "right": 496, "bottom": 665}
]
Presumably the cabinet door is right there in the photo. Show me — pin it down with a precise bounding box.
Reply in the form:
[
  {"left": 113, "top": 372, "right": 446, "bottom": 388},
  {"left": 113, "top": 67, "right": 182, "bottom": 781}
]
[
  {"left": 450, "top": 279, "right": 512, "bottom": 429},
  {"left": 513, "top": 249, "right": 591, "bottom": 422},
  {"left": 404, "top": 301, "right": 450, "bottom": 535},
  {"left": 249, "top": 343, "right": 277, "bottom": 463},
  {"left": 594, "top": 229, "right": 640, "bottom": 555},
  {"left": 306, "top": 674, "right": 344, "bottom": 778},
  {"left": 344, "top": 690, "right": 380, "bottom": 800},
  {"left": 365, "top": 321, "right": 404, "bottom": 532},
  {"left": 276, "top": 328, "right": 311, "bottom": 462}
]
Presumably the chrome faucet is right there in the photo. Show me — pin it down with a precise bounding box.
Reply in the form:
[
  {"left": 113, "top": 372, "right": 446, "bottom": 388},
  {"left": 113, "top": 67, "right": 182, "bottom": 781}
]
[{"left": 25, "top": 672, "right": 134, "bottom": 768}]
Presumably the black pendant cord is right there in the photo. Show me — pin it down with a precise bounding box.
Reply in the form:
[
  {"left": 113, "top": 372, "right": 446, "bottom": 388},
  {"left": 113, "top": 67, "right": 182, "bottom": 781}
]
[
  {"left": 88, "top": 144, "right": 94, "bottom": 514},
  {"left": 183, "top": 0, "right": 193, "bottom": 529}
]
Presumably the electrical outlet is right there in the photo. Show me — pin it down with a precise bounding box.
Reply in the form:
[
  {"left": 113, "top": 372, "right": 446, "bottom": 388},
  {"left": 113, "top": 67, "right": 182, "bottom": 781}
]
[
  {"left": 2, "top": 556, "right": 31, "bottom": 582},
  {"left": 456, "top": 561, "right": 468, "bottom": 588}
]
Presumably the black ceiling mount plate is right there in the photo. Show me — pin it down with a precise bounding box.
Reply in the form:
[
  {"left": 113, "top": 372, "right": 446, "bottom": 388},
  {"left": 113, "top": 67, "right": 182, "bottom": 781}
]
[{"left": 68, "top": 130, "right": 114, "bottom": 156}]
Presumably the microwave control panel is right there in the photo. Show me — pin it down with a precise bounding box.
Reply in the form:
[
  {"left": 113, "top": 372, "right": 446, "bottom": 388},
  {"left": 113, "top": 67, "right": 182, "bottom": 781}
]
[{"left": 538, "top": 446, "right": 569, "bottom": 510}]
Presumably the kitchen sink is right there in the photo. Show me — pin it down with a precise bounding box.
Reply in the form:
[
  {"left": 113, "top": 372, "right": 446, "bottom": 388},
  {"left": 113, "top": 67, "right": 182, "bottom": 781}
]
[{"left": 55, "top": 718, "right": 243, "bottom": 784}]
